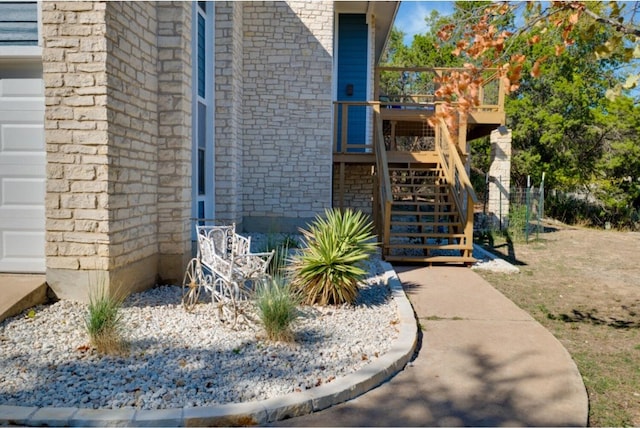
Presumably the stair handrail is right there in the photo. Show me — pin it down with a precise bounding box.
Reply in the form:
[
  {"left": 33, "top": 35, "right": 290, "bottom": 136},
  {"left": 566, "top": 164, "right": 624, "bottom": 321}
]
[
  {"left": 435, "top": 117, "right": 478, "bottom": 254},
  {"left": 436, "top": 118, "right": 478, "bottom": 203},
  {"left": 373, "top": 103, "right": 393, "bottom": 253}
]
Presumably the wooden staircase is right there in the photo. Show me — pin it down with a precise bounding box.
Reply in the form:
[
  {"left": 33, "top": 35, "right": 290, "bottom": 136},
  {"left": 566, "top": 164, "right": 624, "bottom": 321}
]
[
  {"left": 383, "top": 159, "right": 475, "bottom": 264},
  {"left": 370, "top": 105, "right": 478, "bottom": 265},
  {"left": 334, "top": 67, "right": 505, "bottom": 265}
]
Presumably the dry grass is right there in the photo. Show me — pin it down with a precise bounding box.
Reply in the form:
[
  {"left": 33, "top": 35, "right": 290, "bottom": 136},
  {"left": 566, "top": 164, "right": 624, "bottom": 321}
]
[
  {"left": 90, "top": 329, "right": 129, "bottom": 356},
  {"left": 477, "top": 222, "right": 640, "bottom": 427}
]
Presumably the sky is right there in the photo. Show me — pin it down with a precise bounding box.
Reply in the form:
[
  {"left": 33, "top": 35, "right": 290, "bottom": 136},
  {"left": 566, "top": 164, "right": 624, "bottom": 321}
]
[{"left": 393, "top": 1, "right": 455, "bottom": 45}]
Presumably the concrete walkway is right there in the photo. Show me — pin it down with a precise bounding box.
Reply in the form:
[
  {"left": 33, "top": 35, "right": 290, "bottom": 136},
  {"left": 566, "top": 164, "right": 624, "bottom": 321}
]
[
  {"left": 0, "top": 266, "right": 588, "bottom": 426},
  {"left": 0, "top": 274, "right": 47, "bottom": 323},
  {"left": 274, "top": 266, "right": 588, "bottom": 427}
]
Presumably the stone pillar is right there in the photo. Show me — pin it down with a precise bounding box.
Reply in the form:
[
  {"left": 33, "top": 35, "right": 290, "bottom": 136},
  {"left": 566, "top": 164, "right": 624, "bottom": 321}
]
[
  {"left": 43, "top": 1, "right": 112, "bottom": 301},
  {"left": 156, "top": 2, "right": 193, "bottom": 284},
  {"left": 488, "top": 128, "right": 512, "bottom": 229},
  {"left": 214, "top": 1, "right": 244, "bottom": 227},
  {"left": 43, "top": 1, "right": 177, "bottom": 301}
]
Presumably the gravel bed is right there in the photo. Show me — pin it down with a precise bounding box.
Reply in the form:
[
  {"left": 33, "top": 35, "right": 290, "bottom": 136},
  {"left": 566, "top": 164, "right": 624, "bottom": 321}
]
[{"left": 0, "top": 255, "right": 399, "bottom": 410}]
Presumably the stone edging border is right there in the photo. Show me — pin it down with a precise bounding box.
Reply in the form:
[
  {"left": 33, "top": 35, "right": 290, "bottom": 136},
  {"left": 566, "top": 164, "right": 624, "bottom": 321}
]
[{"left": 0, "top": 261, "right": 417, "bottom": 427}]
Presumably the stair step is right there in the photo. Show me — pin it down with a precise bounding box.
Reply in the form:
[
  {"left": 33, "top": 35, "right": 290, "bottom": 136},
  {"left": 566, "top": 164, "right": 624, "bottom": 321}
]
[
  {"left": 391, "top": 201, "right": 455, "bottom": 206},
  {"left": 391, "top": 180, "right": 449, "bottom": 186},
  {"left": 391, "top": 195, "right": 447, "bottom": 201},
  {"left": 390, "top": 213, "right": 459, "bottom": 221},
  {"left": 392, "top": 189, "right": 446, "bottom": 195},
  {"left": 386, "top": 243, "right": 470, "bottom": 250},
  {"left": 384, "top": 255, "right": 476, "bottom": 264},
  {"left": 389, "top": 232, "right": 466, "bottom": 239},
  {"left": 388, "top": 163, "right": 441, "bottom": 170},
  {"left": 390, "top": 220, "right": 460, "bottom": 227}
]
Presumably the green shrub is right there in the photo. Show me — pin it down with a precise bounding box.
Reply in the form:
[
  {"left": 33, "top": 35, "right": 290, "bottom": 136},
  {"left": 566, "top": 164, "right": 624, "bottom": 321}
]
[
  {"left": 255, "top": 277, "right": 300, "bottom": 342},
  {"left": 85, "top": 286, "right": 127, "bottom": 355},
  {"left": 290, "top": 208, "right": 377, "bottom": 306}
]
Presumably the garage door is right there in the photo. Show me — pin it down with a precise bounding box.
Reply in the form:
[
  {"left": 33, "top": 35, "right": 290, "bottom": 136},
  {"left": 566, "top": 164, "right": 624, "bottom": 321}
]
[{"left": 0, "top": 73, "right": 45, "bottom": 273}]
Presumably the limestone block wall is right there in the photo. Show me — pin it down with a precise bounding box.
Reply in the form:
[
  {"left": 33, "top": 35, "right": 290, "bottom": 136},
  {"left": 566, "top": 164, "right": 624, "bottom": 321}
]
[
  {"left": 332, "top": 165, "right": 374, "bottom": 216},
  {"left": 43, "top": 1, "right": 112, "bottom": 300},
  {"left": 241, "top": 1, "right": 334, "bottom": 232},
  {"left": 43, "top": 1, "right": 192, "bottom": 301},
  {"left": 214, "top": 1, "right": 244, "bottom": 227},
  {"left": 156, "top": 2, "right": 192, "bottom": 283},
  {"left": 103, "top": 1, "right": 159, "bottom": 291}
]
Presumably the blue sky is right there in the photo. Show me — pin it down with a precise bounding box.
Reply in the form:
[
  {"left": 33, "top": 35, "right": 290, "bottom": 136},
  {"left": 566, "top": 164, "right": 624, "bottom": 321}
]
[{"left": 393, "top": 1, "right": 455, "bottom": 45}]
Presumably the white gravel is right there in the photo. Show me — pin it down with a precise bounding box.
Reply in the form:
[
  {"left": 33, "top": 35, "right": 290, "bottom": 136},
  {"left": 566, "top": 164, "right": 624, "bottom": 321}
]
[
  {"left": 0, "top": 256, "right": 399, "bottom": 411},
  {"left": 471, "top": 244, "right": 520, "bottom": 274}
]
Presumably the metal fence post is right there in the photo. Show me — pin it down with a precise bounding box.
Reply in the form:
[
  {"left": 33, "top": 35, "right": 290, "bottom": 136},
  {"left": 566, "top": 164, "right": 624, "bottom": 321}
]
[{"left": 525, "top": 175, "right": 531, "bottom": 243}]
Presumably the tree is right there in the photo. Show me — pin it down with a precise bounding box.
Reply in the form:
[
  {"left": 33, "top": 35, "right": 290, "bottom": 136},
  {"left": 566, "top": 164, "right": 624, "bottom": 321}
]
[
  {"left": 592, "top": 96, "right": 640, "bottom": 227},
  {"left": 433, "top": 1, "right": 639, "bottom": 122},
  {"left": 383, "top": 1, "right": 640, "bottom": 227}
]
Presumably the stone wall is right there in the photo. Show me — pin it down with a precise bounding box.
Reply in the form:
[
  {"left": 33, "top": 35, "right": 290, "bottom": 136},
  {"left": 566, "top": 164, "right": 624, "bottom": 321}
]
[
  {"left": 103, "top": 1, "right": 159, "bottom": 293},
  {"left": 43, "top": 1, "right": 191, "bottom": 301},
  {"left": 43, "top": 1, "right": 113, "bottom": 300},
  {"left": 156, "top": 2, "right": 192, "bottom": 283},
  {"left": 214, "top": 1, "right": 244, "bottom": 228},
  {"left": 241, "top": 1, "right": 334, "bottom": 233},
  {"left": 332, "top": 165, "right": 374, "bottom": 216}
]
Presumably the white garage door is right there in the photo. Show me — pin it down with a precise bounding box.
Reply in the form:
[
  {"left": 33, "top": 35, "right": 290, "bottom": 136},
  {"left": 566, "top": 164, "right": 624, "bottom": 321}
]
[{"left": 0, "top": 73, "right": 45, "bottom": 273}]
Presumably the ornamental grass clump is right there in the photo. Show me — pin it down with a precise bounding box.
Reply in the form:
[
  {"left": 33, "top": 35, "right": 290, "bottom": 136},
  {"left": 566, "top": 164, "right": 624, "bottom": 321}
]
[
  {"left": 85, "top": 285, "right": 128, "bottom": 356},
  {"left": 291, "top": 208, "right": 377, "bottom": 306},
  {"left": 260, "top": 234, "right": 299, "bottom": 277},
  {"left": 255, "top": 277, "right": 300, "bottom": 342}
]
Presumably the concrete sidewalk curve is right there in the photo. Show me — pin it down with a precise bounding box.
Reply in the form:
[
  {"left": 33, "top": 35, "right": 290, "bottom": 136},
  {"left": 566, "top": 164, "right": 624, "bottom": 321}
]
[{"left": 274, "top": 265, "right": 589, "bottom": 427}]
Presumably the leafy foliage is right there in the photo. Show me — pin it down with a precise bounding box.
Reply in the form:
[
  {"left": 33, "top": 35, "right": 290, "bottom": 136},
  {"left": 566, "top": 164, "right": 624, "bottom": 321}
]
[
  {"left": 290, "top": 209, "right": 377, "bottom": 306},
  {"left": 255, "top": 277, "right": 300, "bottom": 342},
  {"left": 388, "top": 1, "right": 639, "bottom": 228}
]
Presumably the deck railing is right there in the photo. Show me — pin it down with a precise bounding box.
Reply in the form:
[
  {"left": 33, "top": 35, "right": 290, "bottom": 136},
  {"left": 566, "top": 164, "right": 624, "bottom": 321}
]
[
  {"left": 333, "top": 101, "right": 375, "bottom": 154},
  {"left": 375, "top": 66, "right": 505, "bottom": 113},
  {"left": 435, "top": 117, "right": 478, "bottom": 251}
]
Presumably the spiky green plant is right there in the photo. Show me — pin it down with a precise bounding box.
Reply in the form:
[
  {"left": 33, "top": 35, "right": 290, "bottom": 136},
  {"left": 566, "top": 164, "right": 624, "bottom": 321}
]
[
  {"left": 290, "top": 208, "right": 377, "bottom": 306},
  {"left": 255, "top": 277, "right": 300, "bottom": 342},
  {"left": 85, "top": 285, "right": 128, "bottom": 355}
]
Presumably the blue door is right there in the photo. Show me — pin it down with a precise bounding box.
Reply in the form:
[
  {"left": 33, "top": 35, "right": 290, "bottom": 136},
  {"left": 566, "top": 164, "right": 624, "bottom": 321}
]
[{"left": 337, "top": 14, "right": 368, "bottom": 152}]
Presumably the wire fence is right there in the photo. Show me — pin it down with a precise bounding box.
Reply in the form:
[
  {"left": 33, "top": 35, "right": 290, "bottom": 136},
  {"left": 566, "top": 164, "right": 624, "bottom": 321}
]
[{"left": 477, "top": 176, "right": 547, "bottom": 242}]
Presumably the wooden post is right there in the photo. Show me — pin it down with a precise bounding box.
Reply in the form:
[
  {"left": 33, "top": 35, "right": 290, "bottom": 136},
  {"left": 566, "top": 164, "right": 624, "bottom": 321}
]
[
  {"left": 341, "top": 103, "right": 349, "bottom": 153},
  {"left": 339, "top": 161, "right": 345, "bottom": 209}
]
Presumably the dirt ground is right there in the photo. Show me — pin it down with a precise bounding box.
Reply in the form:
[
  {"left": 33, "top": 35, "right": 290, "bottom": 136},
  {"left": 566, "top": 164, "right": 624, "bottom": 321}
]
[{"left": 476, "top": 222, "right": 640, "bottom": 426}]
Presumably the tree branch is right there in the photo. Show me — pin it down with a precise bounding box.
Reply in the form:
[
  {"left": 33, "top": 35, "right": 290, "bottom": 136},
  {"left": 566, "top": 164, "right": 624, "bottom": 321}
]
[{"left": 579, "top": 5, "right": 640, "bottom": 38}]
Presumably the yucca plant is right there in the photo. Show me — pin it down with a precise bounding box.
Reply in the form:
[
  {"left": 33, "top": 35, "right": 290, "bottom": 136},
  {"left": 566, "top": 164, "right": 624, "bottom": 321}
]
[
  {"left": 290, "top": 208, "right": 377, "bottom": 306},
  {"left": 85, "top": 285, "right": 128, "bottom": 355},
  {"left": 255, "top": 276, "right": 300, "bottom": 342}
]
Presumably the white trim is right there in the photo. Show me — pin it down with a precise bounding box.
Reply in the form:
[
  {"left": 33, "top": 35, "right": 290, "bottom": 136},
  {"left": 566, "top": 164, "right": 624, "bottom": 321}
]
[
  {"left": 332, "top": 10, "right": 339, "bottom": 103},
  {"left": 365, "top": 10, "right": 374, "bottom": 151},
  {"left": 205, "top": 3, "right": 215, "bottom": 220},
  {"left": 191, "top": 3, "right": 215, "bottom": 225},
  {"left": 191, "top": 3, "right": 198, "bottom": 224}
]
